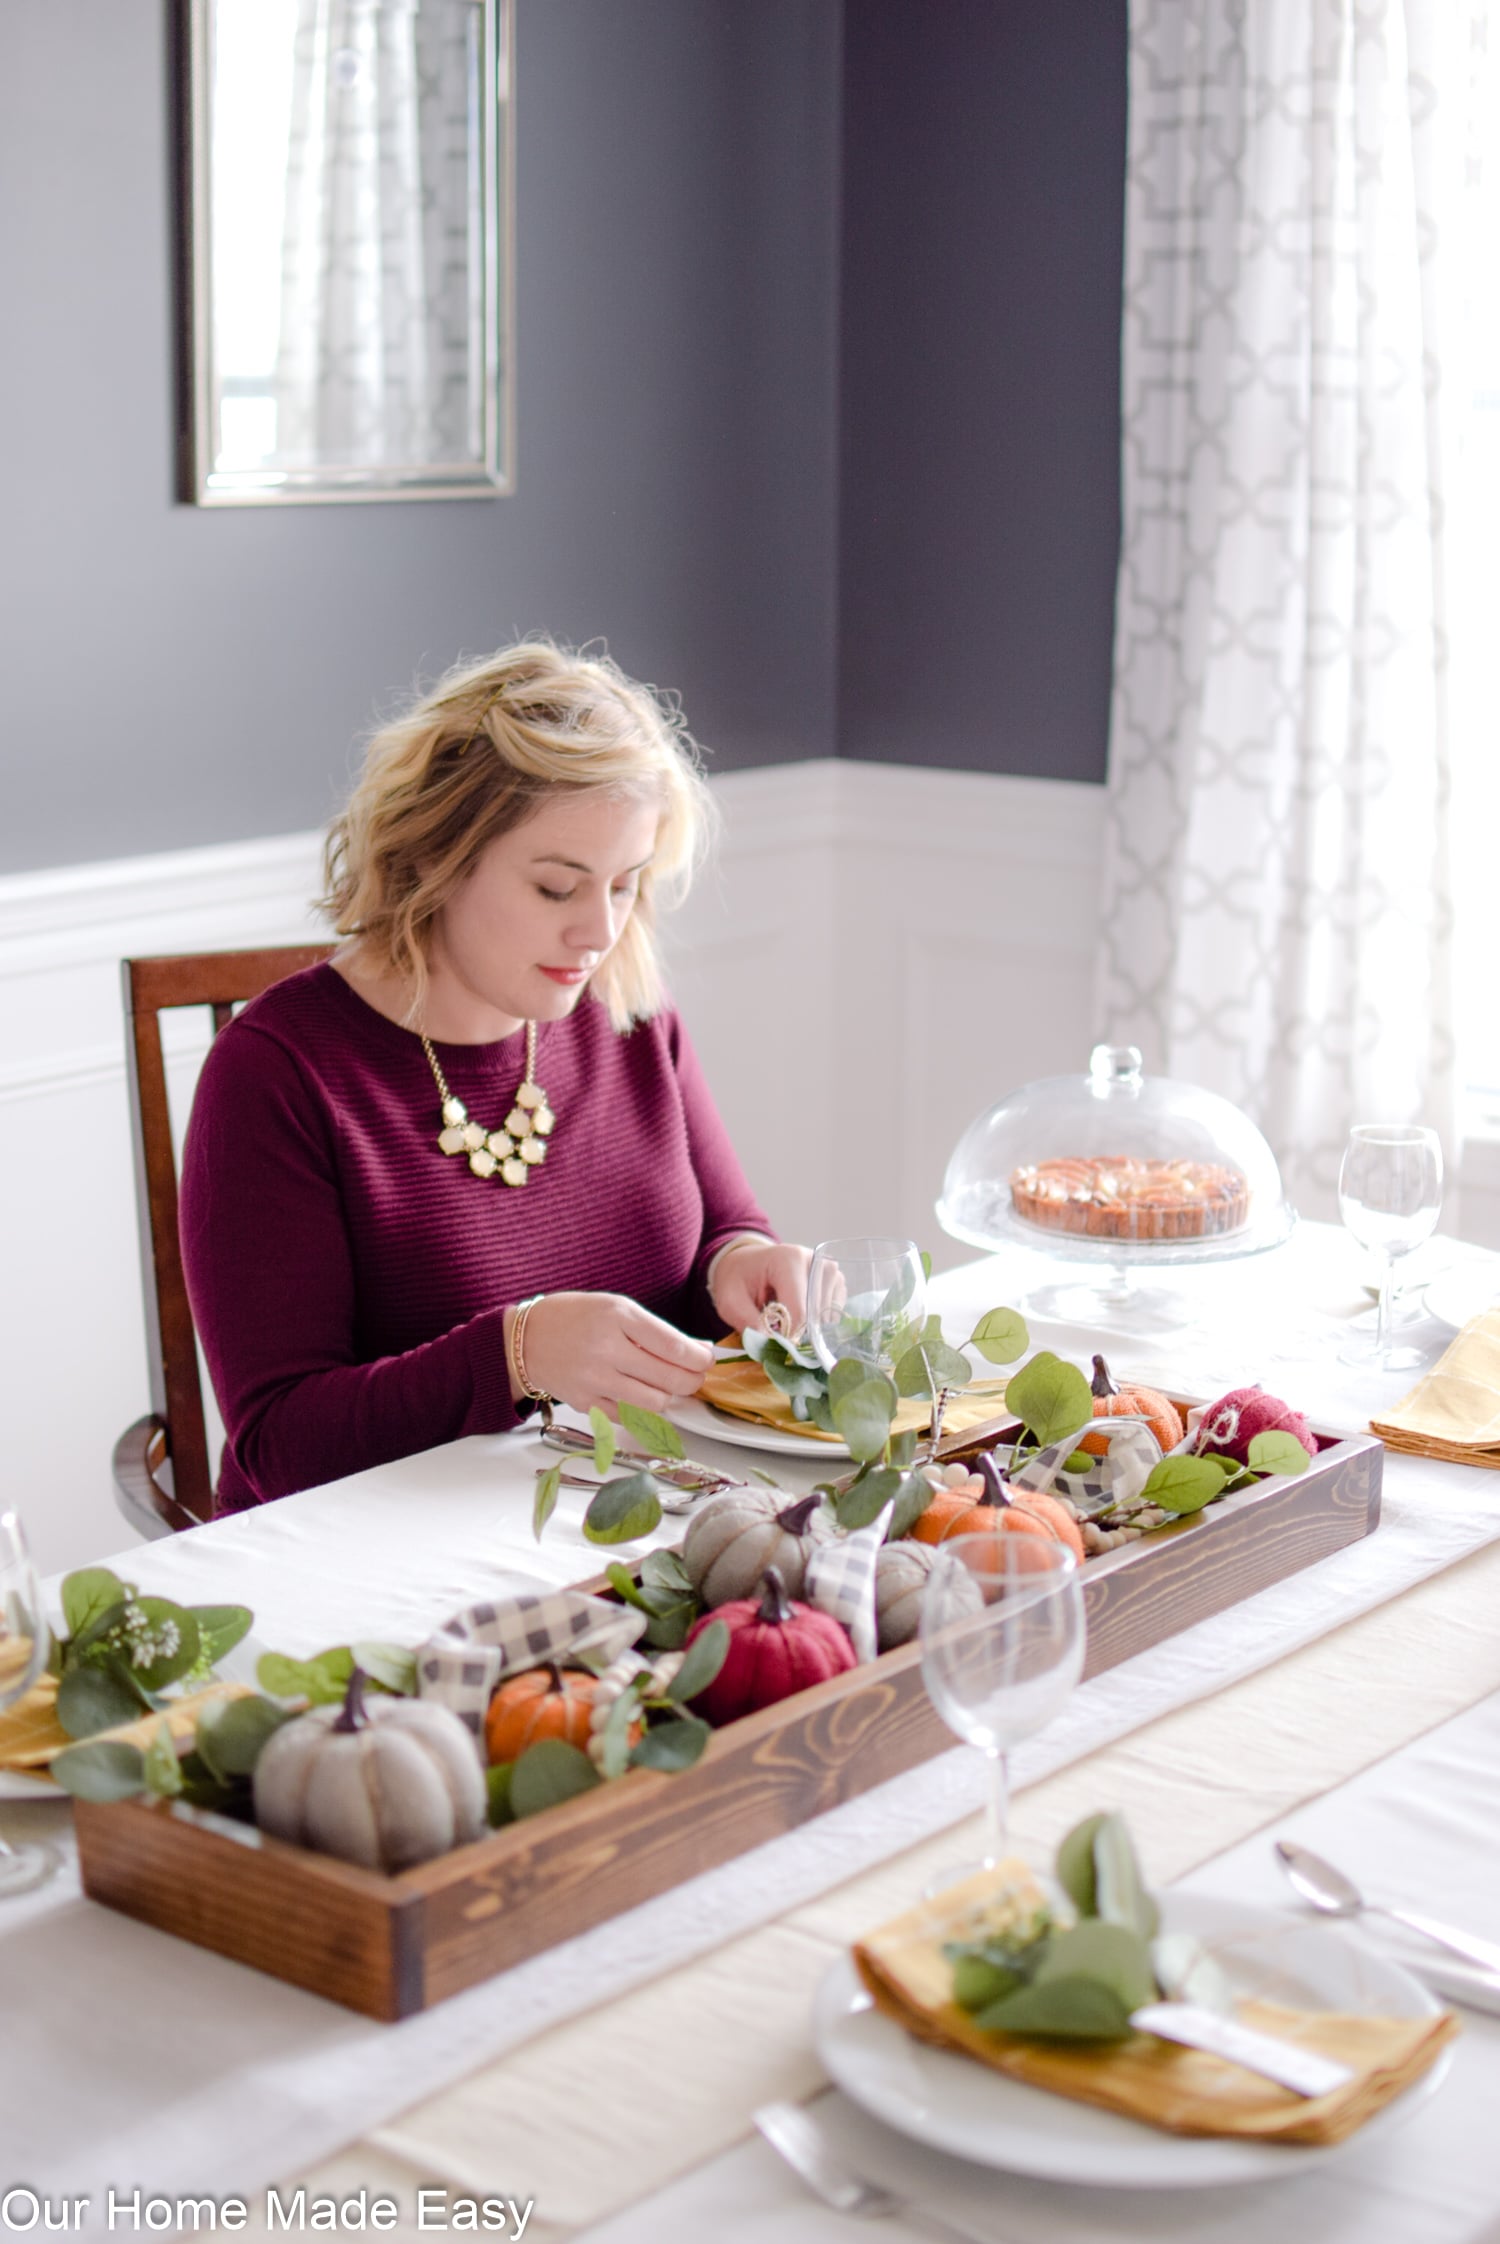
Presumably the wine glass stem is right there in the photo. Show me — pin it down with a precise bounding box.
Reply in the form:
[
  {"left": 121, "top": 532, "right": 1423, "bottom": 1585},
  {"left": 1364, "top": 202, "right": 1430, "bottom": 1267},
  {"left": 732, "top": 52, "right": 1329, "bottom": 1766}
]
[
  {"left": 1377, "top": 1254, "right": 1397, "bottom": 1356},
  {"left": 983, "top": 1747, "right": 1010, "bottom": 1867}
]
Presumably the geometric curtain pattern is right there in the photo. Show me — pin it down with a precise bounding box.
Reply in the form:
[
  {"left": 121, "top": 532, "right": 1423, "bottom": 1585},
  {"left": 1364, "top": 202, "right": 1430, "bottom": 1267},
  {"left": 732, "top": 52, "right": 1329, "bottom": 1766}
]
[
  {"left": 274, "top": 0, "right": 482, "bottom": 468},
  {"left": 1098, "top": 1, "right": 1479, "bottom": 1219}
]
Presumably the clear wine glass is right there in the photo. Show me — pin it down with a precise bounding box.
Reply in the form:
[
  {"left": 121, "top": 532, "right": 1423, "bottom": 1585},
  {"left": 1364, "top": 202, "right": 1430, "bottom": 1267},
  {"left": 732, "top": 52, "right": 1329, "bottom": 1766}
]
[
  {"left": 804, "top": 1236, "right": 927, "bottom": 1377},
  {"left": 919, "top": 1532, "right": 1085, "bottom": 1895},
  {"left": 0, "top": 1511, "right": 61, "bottom": 1896},
  {"left": 1337, "top": 1124, "right": 1444, "bottom": 1373}
]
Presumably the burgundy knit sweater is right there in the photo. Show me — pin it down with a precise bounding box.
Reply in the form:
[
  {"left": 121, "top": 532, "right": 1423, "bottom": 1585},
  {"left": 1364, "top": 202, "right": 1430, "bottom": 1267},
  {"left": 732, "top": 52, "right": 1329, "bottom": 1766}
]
[{"left": 179, "top": 965, "right": 771, "bottom": 1513}]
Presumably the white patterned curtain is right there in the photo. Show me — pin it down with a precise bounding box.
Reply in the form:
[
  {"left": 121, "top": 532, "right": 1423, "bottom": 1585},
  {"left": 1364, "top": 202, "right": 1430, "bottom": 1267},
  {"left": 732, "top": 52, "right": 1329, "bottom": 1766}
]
[
  {"left": 274, "top": 0, "right": 481, "bottom": 468},
  {"left": 1098, "top": 1, "right": 1493, "bottom": 1219}
]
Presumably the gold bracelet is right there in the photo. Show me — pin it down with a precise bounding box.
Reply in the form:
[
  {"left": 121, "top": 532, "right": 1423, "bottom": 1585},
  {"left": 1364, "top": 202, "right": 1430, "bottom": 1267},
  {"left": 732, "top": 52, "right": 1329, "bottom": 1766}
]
[{"left": 508, "top": 1293, "right": 550, "bottom": 1404}]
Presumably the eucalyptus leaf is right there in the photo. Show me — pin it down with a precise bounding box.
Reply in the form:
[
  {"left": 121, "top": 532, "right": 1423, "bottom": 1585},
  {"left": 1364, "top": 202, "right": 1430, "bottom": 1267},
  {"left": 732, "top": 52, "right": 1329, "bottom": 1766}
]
[
  {"left": 829, "top": 1357, "right": 875, "bottom": 1412},
  {"left": 630, "top": 1715, "right": 711, "bottom": 1772},
  {"left": 1036, "top": 1920, "right": 1157, "bottom": 2011},
  {"left": 888, "top": 1427, "right": 919, "bottom": 1470},
  {"left": 532, "top": 1462, "right": 562, "bottom": 1542},
  {"left": 763, "top": 1353, "right": 828, "bottom": 1403},
  {"left": 351, "top": 1642, "right": 418, "bottom": 1696},
  {"left": 56, "top": 1658, "right": 151, "bottom": 1740},
  {"left": 1246, "top": 1429, "right": 1312, "bottom": 1478},
  {"left": 1092, "top": 1810, "right": 1160, "bottom": 1939},
  {"left": 604, "top": 1562, "right": 652, "bottom": 1615},
  {"left": 617, "top": 1402, "right": 685, "bottom": 1460},
  {"left": 643, "top": 1600, "right": 697, "bottom": 1651},
  {"left": 830, "top": 1377, "right": 898, "bottom": 1463},
  {"left": 1063, "top": 1452, "right": 1095, "bottom": 1475},
  {"left": 892, "top": 1345, "right": 935, "bottom": 1399},
  {"left": 951, "top": 1951, "right": 1026, "bottom": 2011},
  {"left": 589, "top": 1405, "right": 617, "bottom": 1477},
  {"left": 64, "top": 1597, "right": 133, "bottom": 1665},
  {"left": 255, "top": 1645, "right": 355, "bottom": 1705},
  {"left": 834, "top": 1465, "right": 903, "bottom": 1531},
  {"left": 640, "top": 1549, "right": 694, "bottom": 1597},
  {"left": 1139, "top": 1456, "right": 1228, "bottom": 1515},
  {"left": 1004, "top": 1352, "right": 1093, "bottom": 1449},
  {"left": 974, "top": 1974, "right": 1134, "bottom": 2042},
  {"left": 887, "top": 1468, "right": 936, "bottom": 1541},
  {"left": 195, "top": 1693, "right": 293, "bottom": 1780},
  {"left": 969, "top": 1307, "right": 1029, "bottom": 1365},
  {"left": 583, "top": 1470, "right": 663, "bottom": 1545},
  {"left": 509, "top": 1738, "right": 603, "bottom": 1818},
  {"left": 667, "top": 1618, "right": 729, "bottom": 1705},
  {"left": 599, "top": 1678, "right": 645, "bottom": 1779},
  {"left": 49, "top": 1739, "right": 147, "bottom": 1804},
  {"left": 61, "top": 1568, "right": 129, "bottom": 1642},
  {"left": 191, "top": 1606, "right": 254, "bottom": 1667},
  {"left": 1055, "top": 1812, "right": 1108, "bottom": 1915},
  {"left": 142, "top": 1720, "right": 184, "bottom": 1799},
  {"left": 486, "top": 1762, "right": 515, "bottom": 1827}
]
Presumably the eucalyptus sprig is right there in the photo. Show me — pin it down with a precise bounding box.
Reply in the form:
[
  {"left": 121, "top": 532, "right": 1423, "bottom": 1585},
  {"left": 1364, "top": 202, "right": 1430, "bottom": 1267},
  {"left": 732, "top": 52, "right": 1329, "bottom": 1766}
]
[
  {"left": 533, "top": 1402, "right": 687, "bottom": 1545},
  {"left": 45, "top": 1566, "right": 253, "bottom": 1743}
]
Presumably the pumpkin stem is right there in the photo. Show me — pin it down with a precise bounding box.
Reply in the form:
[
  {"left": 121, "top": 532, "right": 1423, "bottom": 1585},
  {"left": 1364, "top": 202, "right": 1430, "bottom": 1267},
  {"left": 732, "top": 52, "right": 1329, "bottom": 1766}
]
[
  {"left": 756, "top": 1566, "right": 796, "bottom": 1626},
  {"left": 976, "top": 1452, "right": 1012, "bottom": 1509},
  {"left": 776, "top": 1493, "right": 824, "bottom": 1537},
  {"left": 1091, "top": 1353, "right": 1119, "bottom": 1400},
  {"left": 334, "top": 1665, "right": 371, "bottom": 1733}
]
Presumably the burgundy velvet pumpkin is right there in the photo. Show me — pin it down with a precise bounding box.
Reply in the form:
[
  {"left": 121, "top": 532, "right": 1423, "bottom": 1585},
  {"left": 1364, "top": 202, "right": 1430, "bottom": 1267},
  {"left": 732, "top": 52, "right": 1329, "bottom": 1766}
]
[
  {"left": 1191, "top": 1385, "right": 1315, "bottom": 1467},
  {"left": 684, "top": 1567, "right": 856, "bottom": 1725}
]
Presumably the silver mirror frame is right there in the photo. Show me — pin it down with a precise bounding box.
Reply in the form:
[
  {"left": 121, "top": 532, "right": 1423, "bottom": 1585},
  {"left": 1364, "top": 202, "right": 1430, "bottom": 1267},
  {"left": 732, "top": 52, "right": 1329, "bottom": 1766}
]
[{"left": 178, "top": 0, "right": 513, "bottom": 506}]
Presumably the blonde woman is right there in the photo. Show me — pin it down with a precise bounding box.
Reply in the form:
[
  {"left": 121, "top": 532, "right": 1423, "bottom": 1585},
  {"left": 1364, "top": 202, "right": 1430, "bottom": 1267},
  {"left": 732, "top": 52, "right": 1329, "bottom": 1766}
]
[{"left": 180, "top": 642, "right": 809, "bottom": 1513}]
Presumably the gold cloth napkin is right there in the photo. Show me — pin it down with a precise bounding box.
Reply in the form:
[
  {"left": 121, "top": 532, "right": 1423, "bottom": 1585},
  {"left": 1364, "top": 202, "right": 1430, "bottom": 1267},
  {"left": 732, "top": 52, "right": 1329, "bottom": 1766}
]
[
  {"left": 0, "top": 1674, "right": 251, "bottom": 1771},
  {"left": 1371, "top": 1310, "right": 1500, "bottom": 1470},
  {"left": 698, "top": 1342, "right": 1012, "bottom": 1449},
  {"left": 852, "top": 1876, "right": 1458, "bottom": 2147}
]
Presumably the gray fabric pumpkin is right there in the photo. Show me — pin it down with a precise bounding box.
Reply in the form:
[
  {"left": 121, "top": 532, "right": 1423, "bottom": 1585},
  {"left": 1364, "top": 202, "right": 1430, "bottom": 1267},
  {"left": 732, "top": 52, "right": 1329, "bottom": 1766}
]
[
  {"left": 874, "top": 1539, "right": 982, "bottom": 1651},
  {"left": 254, "top": 1671, "right": 486, "bottom": 1872},
  {"left": 681, "top": 1487, "right": 833, "bottom": 1607}
]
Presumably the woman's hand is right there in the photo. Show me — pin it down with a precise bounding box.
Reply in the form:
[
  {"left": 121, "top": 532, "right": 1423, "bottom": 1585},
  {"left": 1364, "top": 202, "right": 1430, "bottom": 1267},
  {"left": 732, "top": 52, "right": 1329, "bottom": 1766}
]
[
  {"left": 708, "top": 1238, "right": 813, "bottom": 1338},
  {"left": 509, "top": 1292, "right": 714, "bottom": 1419}
]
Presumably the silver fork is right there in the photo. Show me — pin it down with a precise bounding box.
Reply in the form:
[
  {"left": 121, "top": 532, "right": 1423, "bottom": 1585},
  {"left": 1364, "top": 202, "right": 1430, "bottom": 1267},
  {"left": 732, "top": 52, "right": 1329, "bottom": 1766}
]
[{"left": 754, "top": 2101, "right": 987, "bottom": 2242}]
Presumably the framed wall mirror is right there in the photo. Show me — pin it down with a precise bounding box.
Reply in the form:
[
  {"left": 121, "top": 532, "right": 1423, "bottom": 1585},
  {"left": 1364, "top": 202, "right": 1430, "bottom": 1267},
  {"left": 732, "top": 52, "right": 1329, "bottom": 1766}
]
[{"left": 180, "top": 0, "right": 512, "bottom": 505}]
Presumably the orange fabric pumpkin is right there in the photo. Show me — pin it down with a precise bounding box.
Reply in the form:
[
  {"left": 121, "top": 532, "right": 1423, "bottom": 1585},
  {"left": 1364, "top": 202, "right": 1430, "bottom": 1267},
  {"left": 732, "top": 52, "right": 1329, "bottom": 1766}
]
[
  {"left": 908, "top": 1466, "right": 1086, "bottom": 1566},
  {"left": 1078, "top": 1353, "right": 1184, "bottom": 1457},
  {"left": 484, "top": 1665, "right": 599, "bottom": 1764}
]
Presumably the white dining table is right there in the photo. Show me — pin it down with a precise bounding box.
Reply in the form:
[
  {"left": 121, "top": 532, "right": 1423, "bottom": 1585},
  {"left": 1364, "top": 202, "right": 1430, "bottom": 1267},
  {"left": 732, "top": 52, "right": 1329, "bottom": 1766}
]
[{"left": 4, "top": 1220, "right": 1499, "bottom": 2243}]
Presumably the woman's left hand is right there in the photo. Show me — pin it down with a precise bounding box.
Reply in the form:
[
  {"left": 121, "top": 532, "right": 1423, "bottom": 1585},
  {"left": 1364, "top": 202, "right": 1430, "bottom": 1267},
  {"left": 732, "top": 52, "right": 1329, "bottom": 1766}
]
[{"left": 708, "top": 1238, "right": 812, "bottom": 1337}]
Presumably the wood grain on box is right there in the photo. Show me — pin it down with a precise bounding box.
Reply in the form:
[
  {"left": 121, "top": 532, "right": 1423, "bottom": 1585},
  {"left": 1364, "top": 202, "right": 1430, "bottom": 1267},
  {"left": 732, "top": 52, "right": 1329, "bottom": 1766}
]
[{"left": 73, "top": 1426, "right": 1383, "bottom": 2019}]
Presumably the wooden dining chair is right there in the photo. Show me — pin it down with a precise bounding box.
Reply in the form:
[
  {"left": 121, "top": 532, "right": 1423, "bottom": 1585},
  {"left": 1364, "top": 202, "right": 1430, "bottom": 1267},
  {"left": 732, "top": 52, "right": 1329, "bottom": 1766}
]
[{"left": 112, "top": 944, "right": 334, "bottom": 1538}]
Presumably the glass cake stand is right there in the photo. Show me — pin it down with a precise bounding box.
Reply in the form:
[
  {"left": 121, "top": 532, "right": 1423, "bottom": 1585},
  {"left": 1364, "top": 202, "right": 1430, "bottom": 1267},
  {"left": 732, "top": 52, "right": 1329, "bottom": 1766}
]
[{"left": 936, "top": 1046, "right": 1297, "bottom": 1333}]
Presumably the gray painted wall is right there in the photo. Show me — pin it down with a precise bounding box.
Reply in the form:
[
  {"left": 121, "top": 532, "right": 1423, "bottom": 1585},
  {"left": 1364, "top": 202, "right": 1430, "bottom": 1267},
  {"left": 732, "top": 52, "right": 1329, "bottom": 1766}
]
[
  {"left": 837, "top": 0, "right": 1127, "bottom": 783},
  {"left": 0, "top": 0, "right": 842, "bottom": 873},
  {"left": 0, "top": 0, "right": 1128, "bottom": 876}
]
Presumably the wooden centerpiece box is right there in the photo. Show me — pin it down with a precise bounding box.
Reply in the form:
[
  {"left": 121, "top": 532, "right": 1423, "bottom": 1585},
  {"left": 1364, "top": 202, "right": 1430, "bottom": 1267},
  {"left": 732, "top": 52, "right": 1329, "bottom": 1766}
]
[{"left": 72, "top": 1413, "right": 1383, "bottom": 2020}]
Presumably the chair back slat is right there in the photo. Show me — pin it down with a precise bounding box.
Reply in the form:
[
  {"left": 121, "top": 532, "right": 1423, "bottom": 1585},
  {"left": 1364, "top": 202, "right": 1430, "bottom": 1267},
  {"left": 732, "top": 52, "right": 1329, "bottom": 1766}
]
[{"left": 117, "top": 944, "right": 334, "bottom": 1534}]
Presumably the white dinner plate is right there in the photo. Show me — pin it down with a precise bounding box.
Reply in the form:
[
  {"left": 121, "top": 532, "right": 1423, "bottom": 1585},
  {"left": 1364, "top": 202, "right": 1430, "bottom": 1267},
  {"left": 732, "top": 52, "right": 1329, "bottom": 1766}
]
[
  {"left": 814, "top": 1893, "right": 1450, "bottom": 2189},
  {"left": 670, "top": 1394, "right": 851, "bottom": 1460},
  {"left": 1423, "top": 1263, "right": 1500, "bottom": 1335}
]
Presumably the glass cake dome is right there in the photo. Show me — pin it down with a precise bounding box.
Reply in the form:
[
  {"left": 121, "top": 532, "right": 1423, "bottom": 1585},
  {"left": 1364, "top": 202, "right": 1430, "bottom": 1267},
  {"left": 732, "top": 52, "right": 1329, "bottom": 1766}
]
[{"left": 937, "top": 1045, "right": 1296, "bottom": 1325}]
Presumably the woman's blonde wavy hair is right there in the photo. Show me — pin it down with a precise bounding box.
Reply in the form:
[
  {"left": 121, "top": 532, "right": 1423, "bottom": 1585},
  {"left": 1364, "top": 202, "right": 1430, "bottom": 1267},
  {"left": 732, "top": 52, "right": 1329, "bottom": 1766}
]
[{"left": 323, "top": 641, "right": 716, "bottom": 1031}]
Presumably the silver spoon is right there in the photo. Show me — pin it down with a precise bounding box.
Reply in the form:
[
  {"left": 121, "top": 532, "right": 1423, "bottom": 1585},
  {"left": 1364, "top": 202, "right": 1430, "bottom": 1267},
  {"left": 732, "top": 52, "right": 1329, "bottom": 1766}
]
[{"left": 1275, "top": 1840, "right": 1500, "bottom": 1976}]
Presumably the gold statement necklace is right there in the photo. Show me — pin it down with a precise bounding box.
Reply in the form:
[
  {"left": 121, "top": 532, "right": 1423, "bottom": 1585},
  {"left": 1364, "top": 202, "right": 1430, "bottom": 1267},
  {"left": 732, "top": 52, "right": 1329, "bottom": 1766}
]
[{"left": 420, "top": 1022, "right": 555, "bottom": 1187}]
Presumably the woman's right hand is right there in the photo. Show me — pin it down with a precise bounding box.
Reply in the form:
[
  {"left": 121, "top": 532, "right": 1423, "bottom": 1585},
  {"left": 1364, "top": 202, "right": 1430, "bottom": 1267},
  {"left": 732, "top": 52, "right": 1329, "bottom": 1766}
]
[{"left": 509, "top": 1292, "right": 714, "bottom": 1419}]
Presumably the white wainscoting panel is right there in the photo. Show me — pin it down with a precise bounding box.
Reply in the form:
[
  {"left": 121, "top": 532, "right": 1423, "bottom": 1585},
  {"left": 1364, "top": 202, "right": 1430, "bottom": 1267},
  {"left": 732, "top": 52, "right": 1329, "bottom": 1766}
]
[{"left": 0, "top": 769, "right": 1101, "bottom": 1575}]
